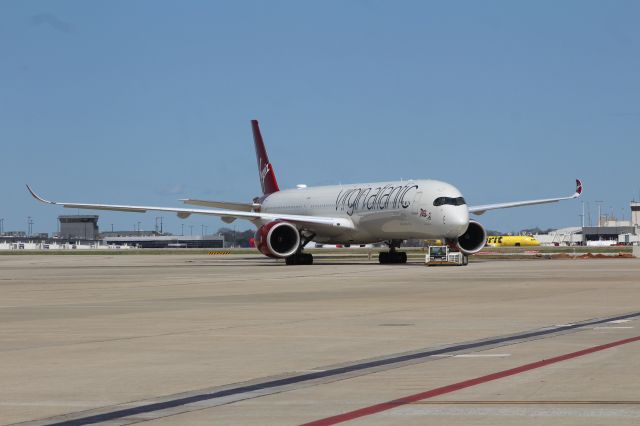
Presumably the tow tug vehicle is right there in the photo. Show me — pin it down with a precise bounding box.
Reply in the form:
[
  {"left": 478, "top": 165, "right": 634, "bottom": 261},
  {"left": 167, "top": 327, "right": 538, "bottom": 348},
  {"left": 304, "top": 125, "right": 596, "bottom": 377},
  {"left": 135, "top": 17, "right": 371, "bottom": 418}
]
[{"left": 425, "top": 245, "right": 468, "bottom": 266}]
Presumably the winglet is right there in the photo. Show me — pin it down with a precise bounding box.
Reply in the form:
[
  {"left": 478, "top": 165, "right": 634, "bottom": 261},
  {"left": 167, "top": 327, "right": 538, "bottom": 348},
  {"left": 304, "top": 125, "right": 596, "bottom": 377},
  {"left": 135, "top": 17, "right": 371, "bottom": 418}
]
[
  {"left": 575, "top": 179, "right": 583, "bottom": 197},
  {"left": 26, "top": 185, "right": 56, "bottom": 205}
]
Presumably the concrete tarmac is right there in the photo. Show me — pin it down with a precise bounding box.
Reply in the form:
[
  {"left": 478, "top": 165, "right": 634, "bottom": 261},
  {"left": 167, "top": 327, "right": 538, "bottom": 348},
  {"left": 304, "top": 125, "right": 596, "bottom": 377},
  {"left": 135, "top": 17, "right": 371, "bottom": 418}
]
[{"left": 1, "top": 254, "right": 639, "bottom": 425}]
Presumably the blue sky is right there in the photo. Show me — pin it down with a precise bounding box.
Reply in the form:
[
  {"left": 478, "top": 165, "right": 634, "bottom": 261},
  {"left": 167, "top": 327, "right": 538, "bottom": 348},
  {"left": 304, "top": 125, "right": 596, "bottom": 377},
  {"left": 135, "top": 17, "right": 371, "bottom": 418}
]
[{"left": 1, "top": 0, "right": 639, "bottom": 235}]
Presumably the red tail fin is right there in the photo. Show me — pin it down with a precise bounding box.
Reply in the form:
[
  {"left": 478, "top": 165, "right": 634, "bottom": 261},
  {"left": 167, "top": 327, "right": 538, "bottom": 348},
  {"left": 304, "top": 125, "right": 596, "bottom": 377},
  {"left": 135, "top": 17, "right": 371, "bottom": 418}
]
[{"left": 251, "top": 120, "right": 280, "bottom": 195}]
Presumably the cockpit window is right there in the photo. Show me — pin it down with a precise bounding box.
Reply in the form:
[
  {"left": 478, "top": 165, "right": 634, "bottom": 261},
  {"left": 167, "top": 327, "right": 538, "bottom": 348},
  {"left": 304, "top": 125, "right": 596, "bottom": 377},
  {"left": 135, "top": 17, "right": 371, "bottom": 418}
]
[{"left": 433, "top": 196, "right": 466, "bottom": 207}]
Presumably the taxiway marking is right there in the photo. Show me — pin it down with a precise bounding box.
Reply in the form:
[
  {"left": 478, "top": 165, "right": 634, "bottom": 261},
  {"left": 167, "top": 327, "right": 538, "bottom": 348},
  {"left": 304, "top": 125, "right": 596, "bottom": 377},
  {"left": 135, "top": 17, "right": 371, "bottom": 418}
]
[
  {"left": 431, "top": 353, "right": 510, "bottom": 358},
  {"left": 19, "top": 311, "right": 640, "bottom": 426},
  {"left": 301, "top": 335, "right": 640, "bottom": 426},
  {"left": 593, "top": 326, "right": 634, "bottom": 329}
]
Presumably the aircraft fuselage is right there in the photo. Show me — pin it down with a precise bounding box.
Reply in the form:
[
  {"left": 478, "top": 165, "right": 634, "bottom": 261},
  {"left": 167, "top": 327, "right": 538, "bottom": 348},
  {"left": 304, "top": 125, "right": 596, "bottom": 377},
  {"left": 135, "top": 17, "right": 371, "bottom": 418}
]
[{"left": 260, "top": 179, "right": 469, "bottom": 244}]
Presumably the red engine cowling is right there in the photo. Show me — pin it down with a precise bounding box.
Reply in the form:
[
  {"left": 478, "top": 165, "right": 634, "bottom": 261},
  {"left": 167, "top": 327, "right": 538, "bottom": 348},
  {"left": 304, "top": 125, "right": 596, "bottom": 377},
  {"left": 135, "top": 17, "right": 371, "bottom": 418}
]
[
  {"left": 448, "top": 220, "right": 487, "bottom": 255},
  {"left": 254, "top": 221, "right": 300, "bottom": 258}
]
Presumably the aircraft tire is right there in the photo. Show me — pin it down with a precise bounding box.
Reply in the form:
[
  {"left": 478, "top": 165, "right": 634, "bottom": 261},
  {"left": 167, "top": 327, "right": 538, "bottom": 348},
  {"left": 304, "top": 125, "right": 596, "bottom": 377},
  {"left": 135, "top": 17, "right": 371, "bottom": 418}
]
[
  {"left": 379, "top": 252, "right": 406, "bottom": 264},
  {"left": 286, "top": 253, "right": 313, "bottom": 265}
]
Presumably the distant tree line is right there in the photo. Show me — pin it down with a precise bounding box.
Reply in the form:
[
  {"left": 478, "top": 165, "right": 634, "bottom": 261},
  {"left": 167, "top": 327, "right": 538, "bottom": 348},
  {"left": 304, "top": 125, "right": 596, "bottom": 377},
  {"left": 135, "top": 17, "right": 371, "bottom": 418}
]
[
  {"left": 489, "top": 227, "right": 557, "bottom": 236},
  {"left": 518, "top": 227, "right": 556, "bottom": 235},
  {"left": 217, "top": 227, "right": 255, "bottom": 247}
]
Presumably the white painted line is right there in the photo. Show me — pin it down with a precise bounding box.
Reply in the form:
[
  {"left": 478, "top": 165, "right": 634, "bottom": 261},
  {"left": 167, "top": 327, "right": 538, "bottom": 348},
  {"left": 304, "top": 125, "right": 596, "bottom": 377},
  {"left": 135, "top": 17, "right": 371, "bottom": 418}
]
[
  {"left": 453, "top": 354, "right": 511, "bottom": 358},
  {"left": 0, "top": 401, "right": 116, "bottom": 407},
  {"left": 593, "top": 326, "right": 634, "bottom": 330},
  {"left": 609, "top": 319, "right": 632, "bottom": 324},
  {"left": 431, "top": 354, "right": 511, "bottom": 358},
  {"left": 555, "top": 324, "right": 574, "bottom": 328}
]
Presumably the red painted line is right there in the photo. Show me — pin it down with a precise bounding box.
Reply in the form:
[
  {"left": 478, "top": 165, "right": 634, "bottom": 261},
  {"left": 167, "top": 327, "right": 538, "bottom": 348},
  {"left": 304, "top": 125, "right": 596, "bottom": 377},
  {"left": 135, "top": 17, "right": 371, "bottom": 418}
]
[{"left": 301, "top": 335, "right": 640, "bottom": 426}]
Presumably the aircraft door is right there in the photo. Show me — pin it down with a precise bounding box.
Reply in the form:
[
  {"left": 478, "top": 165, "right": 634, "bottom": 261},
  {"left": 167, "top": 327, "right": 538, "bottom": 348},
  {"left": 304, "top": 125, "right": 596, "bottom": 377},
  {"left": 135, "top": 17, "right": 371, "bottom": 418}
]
[{"left": 412, "top": 191, "right": 423, "bottom": 214}]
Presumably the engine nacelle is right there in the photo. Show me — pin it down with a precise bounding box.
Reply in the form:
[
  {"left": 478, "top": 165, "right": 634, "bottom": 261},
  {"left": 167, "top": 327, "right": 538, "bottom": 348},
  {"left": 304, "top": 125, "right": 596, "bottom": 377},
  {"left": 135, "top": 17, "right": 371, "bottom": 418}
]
[
  {"left": 448, "top": 220, "right": 487, "bottom": 256},
  {"left": 254, "top": 221, "right": 300, "bottom": 258}
]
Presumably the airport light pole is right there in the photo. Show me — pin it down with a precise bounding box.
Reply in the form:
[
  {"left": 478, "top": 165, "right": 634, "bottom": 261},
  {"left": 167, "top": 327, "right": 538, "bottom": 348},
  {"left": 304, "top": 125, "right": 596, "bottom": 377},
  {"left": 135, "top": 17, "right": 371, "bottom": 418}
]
[
  {"left": 0, "top": 218, "right": 4, "bottom": 235},
  {"left": 155, "top": 217, "right": 164, "bottom": 234},
  {"left": 181, "top": 223, "right": 184, "bottom": 236},
  {"left": 595, "top": 201, "right": 603, "bottom": 227}
]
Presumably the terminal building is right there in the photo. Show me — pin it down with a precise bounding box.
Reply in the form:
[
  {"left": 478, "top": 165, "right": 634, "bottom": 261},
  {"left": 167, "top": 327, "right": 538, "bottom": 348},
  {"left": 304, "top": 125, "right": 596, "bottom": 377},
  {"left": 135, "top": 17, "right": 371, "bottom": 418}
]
[
  {"left": 581, "top": 201, "right": 640, "bottom": 245},
  {"left": 533, "top": 227, "right": 583, "bottom": 246},
  {"left": 58, "top": 215, "right": 225, "bottom": 248},
  {"left": 59, "top": 215, "right": 99, "bottom": 240},
  {"left": 1, "top": 216, "right": 98, "bottom": 244},
  {"left": 534, "top": 201, "right": 640, "bottom": 246},
  {"left": 2, "top": 214, "right": 225, "bottom": 250},
  {"left": 101, "top": 234, "right": 224, "bottom": 249}
]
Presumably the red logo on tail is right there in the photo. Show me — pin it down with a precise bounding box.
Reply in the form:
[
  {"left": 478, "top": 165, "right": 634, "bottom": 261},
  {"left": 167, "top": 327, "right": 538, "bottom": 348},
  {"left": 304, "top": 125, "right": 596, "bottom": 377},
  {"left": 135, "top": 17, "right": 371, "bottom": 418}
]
[{"left": 252, "top": 120, "right": 280, "bottom": 195}]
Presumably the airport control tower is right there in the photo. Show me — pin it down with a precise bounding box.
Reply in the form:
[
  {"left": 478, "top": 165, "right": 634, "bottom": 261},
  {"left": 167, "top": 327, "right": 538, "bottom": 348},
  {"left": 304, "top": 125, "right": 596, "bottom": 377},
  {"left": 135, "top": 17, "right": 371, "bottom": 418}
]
[{"left": 631, "top": 202, "right": 640, "bottom": 227}]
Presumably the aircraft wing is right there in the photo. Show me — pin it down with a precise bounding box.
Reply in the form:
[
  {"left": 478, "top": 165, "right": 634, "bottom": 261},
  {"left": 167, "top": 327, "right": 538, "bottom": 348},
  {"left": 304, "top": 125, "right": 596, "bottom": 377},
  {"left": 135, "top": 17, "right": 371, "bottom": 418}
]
[
  {"left": 468, "top": 179, "right": 582, "bottom": 215},
  {"left": 26, "top": 185, "right": 354, "bottom": 229},
  {"left": 179, "top": 198, "right": 260, "bottom": 211}
]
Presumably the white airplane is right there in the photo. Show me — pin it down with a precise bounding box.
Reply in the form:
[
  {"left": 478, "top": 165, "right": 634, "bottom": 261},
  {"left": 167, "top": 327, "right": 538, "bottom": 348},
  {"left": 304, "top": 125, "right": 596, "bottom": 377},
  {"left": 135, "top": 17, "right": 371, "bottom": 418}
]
[{"left": 27, "top": 120, "right": 582, "bottom": 265}]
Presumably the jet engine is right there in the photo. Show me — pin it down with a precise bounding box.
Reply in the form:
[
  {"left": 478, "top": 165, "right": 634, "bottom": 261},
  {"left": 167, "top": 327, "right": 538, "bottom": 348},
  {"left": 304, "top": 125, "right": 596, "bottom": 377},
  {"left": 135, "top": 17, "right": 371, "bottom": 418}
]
[
  {"left": 448, "top": 220, "right": 487, "bottom": 255},
  {"left": 254, "top": 221, "right": 301, "bottom": 258}
]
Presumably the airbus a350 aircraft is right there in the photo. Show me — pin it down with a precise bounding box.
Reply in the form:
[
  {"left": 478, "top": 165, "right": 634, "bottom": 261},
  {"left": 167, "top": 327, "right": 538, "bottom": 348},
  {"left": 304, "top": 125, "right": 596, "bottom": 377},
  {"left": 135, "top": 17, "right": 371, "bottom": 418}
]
[{"left": 28, "top": 120, "right": 582, "bottom": 265}]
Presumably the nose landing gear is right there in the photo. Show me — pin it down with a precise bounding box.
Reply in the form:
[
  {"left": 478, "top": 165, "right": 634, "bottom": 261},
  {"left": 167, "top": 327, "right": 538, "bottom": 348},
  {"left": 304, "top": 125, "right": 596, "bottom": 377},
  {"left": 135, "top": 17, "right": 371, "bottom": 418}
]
[{"left": 379, "top": 240, "right": 407, "bottom": 264}]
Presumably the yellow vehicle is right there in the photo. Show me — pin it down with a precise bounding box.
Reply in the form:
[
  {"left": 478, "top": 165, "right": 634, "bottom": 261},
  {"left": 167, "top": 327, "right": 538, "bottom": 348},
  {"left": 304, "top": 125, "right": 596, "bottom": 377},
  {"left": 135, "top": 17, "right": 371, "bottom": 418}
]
[{"left": 486, "top": 235, "right": 540, "bottom": 247}]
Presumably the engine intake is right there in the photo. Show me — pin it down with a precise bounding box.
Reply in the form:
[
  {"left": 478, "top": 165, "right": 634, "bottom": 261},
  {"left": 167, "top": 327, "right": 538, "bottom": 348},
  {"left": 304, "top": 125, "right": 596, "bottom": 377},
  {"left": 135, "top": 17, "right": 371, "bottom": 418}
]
[
  {"left": 254, "top": 221, "right": 300, "bottom": 258},
  {"left": 449, "top": 220, "right": 486, "bottom": 255}
]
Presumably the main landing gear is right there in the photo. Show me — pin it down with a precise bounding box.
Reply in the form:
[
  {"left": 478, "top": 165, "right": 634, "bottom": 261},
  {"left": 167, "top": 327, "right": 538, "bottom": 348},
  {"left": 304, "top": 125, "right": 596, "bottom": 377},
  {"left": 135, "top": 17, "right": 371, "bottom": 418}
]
[
  {"left": 286, "top": 252, "right": 313, "bottom": 265},
  {"left": 379, "top": 240, "right": 407, "bottom": 264},
  {"left": 285, "top": 232, "right": 315, "bottom": 265}
]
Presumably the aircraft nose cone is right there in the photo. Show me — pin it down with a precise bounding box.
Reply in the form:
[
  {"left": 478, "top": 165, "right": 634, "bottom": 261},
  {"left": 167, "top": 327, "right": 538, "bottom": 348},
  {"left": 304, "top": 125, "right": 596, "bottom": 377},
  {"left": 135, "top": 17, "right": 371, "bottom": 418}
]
[{"left": 444, "top": 208, "right": 469, "bottom": 237}]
